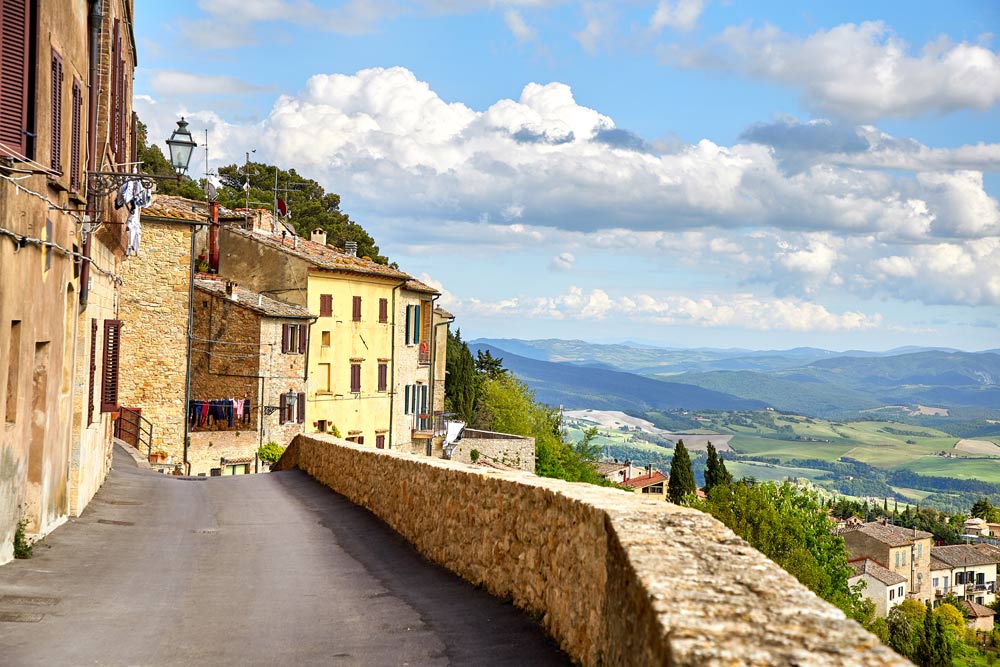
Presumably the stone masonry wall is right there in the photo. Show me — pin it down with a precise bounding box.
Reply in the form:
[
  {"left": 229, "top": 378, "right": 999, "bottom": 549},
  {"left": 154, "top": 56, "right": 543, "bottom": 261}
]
[
  {"left": 449, "top": 430, "right": 535, "bottom": 472},
  {"left": 275, "top": 434, "right": 908, "bottom": 667}
]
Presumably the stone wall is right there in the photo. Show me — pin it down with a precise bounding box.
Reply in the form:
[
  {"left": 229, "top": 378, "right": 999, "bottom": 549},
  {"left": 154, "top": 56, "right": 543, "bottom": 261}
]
[
  {"left": 275, "top": 434, "right": 908, "bottom": 667},
  {"left": 449, "top": 429, "right": 535, "bottom": 472}
]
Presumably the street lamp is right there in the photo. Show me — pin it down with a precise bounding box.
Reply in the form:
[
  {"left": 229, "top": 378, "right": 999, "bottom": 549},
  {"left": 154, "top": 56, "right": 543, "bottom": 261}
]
[{"left": 166, "top": 117, "right": 197, "bottom": 176}]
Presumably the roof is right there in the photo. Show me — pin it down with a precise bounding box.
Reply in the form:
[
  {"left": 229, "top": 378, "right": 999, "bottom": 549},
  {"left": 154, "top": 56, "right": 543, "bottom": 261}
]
[
  {"left": 962, "top": 600, "right": 996, "bottom": 618},
  {"left": 843, "top": 522, "right": 933, "bottom": 547},
  {"left": 141, "top": 194, "right": 208, "bottom": 222},
  {"left": 403, "top": 278, "right": 440, "bottom": 295},
  {"left": 930, "top": 556, "right": 952, "bottom": 572},
  {"left": 592, "top": 462, "right": 628, "bottom": 475},
  {"left": 622, "top": 471, "right": 667, "bottom": 489},
  {"left": 225, "top": 226, "right": 411, "bottom": 281},
  {"left": 435, "top": 306, "right": 455, "bottom": 320},
  {"left": 931, "top": 544, "right": 1000, "bottom": 568},
  {"left": 194, "top": 278, "right": 312, "bottom": 319},
  {"left": 848, "top": 559, "right": 907, "bottom": 586}
]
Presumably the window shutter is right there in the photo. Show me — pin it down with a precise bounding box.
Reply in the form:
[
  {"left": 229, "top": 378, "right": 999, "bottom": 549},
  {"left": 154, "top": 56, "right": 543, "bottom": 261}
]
[
  {"left": 413, "top": 305, "right": 420, "bottom": 344},
  {"left": 130, "top": 111, "right": 137, "bottom": 166},
  {"left": 352, "top": 296, "right": 361, "bottom": 322},
  {"left": 70, "top": 79, "right": 82, "bottom": 191},
  {"left": 421, "top": 385, "right": 428, "bottom": 414},
  {"left": 379, "top": 298, "right": 388, "bottom": 323},
  {"left": 0, "top": 0, "right": 31, "bottom": 158},
  {"left": 350, "top": 364, "right": 361, "bottom": 393},
  {"left": 281, "top": 323, "right": 289, "bottom": 353},
  {"left": 50, "top": 49, "right": 63, "bottom": 171},
  {"left": 376, "top": 435, "right": 385, "bottom": 449},
  {"left": 405, "top": 305, "right": 412, "bottom": 344},
  {"left": 100, "top": 319, "right": 122, "bottom": 412},
  {"left": 298, "top": 324, "right": 307, "bottom": 355},
  {"left": 377, "top": 363, "right": 387, "bottom": 392},
  {"left": 320, "top": 294, "right": 332, "bottom": 317},
  {"left": 87, "top": 318, "right": 97, "bottom": 425},
  {"left": 404, "top": 385, "right": 411, "bottom": 414},
  {"left": 296, "top": 392, "right": 305, "bottom": 423},
  {"left": 110, "top": 20, "right": 120, "bottom": 158}
]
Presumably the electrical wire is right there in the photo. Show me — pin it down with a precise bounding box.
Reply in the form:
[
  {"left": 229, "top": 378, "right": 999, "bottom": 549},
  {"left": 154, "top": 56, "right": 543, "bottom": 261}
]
[
  {"left": 0, "top": 141, "right": 61, "bottom": 176},
  {"left": 0, "top": 224, "right": 123, "bottom": 283},
  {"left": 0, "top": 172, "right": 86, "bottom": 223}
]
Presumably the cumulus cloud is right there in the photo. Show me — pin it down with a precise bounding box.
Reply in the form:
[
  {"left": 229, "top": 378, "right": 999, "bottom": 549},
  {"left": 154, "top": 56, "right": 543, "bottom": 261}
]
[
  {"left": 138, "top": 66, "right": 1000, "bottom": 308},
  {"left": 455, "top": 286, "right": 881, "bottom": 331},
  {"left": 650, "top": 0, "right": 705, "bottom": 33},
  {"left": 666, "top": 21, "right": 1000, "bottom": 121}
]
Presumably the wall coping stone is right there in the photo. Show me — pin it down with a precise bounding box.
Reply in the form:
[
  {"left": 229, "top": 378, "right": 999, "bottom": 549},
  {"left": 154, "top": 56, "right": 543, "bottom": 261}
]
[{"left": 275, "top": 434, "right": 907, "bottom": 667}]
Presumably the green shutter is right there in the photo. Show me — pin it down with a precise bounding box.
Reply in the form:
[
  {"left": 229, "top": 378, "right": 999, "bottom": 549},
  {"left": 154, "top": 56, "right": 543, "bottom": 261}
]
[
  {"left": 405, "top": 305, "right": 412, "bottom": 344},
  {"left": 413, "top": 305, "right": 420, "bottom": 344},
  {"left": 404, "top": 385, "right": 411, "bottom": 414}
]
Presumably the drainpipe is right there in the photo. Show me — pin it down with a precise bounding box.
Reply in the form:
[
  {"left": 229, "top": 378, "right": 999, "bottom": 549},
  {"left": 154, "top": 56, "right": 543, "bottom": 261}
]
[
  {"left": 81, "top": 0, "right": 103, "bottom": 307},
  {"left": 387, "top": 281, "right": 403, "bottom": 449},
  {"left": 209, "top": 200, "right": 219, "bottom": 271},
  {"left": 428, "top": 295, "right": 454, "bottom": 451},
  {"left": 182, "top": 224, "right": 197, "bottom": 475}
]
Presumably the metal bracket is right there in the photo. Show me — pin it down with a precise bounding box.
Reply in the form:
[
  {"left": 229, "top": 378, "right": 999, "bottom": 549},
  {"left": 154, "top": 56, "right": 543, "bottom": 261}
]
[
  {"left": 262, "top": 406, "right": 280, "bottom": 416},
  {"left": 86, "top": 170, "right": 180, "bottom": 198}
]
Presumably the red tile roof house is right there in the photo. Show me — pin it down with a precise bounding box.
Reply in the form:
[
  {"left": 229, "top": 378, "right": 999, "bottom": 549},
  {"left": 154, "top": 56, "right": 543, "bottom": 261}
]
[{"left": 848, "top": 558, "right": 908, "bottom": 617}]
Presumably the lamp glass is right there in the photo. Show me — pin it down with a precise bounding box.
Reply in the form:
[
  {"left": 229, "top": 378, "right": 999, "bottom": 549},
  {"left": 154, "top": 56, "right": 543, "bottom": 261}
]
[{"left": 166, "top": 117, "right": 197, "bottom": 175}]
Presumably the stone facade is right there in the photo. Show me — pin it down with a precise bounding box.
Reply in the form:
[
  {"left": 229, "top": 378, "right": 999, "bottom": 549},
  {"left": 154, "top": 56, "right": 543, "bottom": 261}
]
[
  {"left": 841, "top": 523, "right": 933, "bottom": 602},
  {"left": 449, "top": 429, "right": 535, "bottom": 473},
  {"left": 0, "top": 0, "right": 135, "bottom": 563},
  {"left": 275, "top": 435, "right": 908, "bottom": 667}
]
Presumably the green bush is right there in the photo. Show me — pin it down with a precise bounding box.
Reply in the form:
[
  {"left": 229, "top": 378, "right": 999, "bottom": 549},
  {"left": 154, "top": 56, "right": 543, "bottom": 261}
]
[
  {"left": 257, "top": 442, "right": 286, "bottom": 463},
  {"left": 470, "top": 449, "right": 480, "bottom": 463},
  {"left": 13, "top": 517, "right": 32, "bottom": 559}
]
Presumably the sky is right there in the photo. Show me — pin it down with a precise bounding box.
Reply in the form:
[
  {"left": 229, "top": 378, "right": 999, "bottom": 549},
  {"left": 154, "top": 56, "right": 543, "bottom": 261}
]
[{"left": 133, "top": 1, "right": 1000, "bottom": 352}]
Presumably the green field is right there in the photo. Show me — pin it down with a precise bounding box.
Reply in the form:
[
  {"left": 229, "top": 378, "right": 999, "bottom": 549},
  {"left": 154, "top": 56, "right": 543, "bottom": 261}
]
[
  {"left": 725, "top": 460, "right": 831, "bottom": 484},
  {"left": 897, "top": 457, "right": 1000, "bottom": 484}
]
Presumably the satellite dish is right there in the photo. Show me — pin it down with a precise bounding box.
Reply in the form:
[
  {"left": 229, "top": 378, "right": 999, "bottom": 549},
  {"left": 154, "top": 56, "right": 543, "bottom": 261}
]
[
  {"left": 205, "top": 183, "right": 218, "bottom": 201},
  {"left": 277, "top": 198, "right": 287, "bottom": 217}
]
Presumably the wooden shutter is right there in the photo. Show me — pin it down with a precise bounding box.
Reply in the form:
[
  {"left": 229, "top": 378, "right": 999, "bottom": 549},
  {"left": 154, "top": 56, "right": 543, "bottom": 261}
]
[
  {"left": 87, "top": 318, "right": 97, "bottom": 425},
  {"left": 413, "top": 305, "right": 421, "bottom": 344},
  {"left": 281, "top": 323, "right": 290, "bottom": 353},
  {"left": 376, "top": 435, "right": 385, "bottom": 449},
  {"left": 130, "top": 110, "right": 137, "bottom": 166},
  {"left": 296, "top": 392, "right": 305, "bottom": 423},
  {"left": 110, "top": 20, "right": 120, "bottom": 158},
  {"left": 0, "top": 0, "right": 31, "bottom": 158},
  {"left": 100, "top": 319, "right": 122, "bottom": 412},
  {"left": 350, "top": 363, "right": 361, "bottom": 393},
  {"left": 50, "top": 49, "right": 62, "bottom": 170},
  {"left": 352, "top": 296, "right": 361, "bottom": 322},
  {"left": 298, "top": 324, "right": 307, "bottom": 354},
  {"left": 377, "top": 363, "right": 387, "bottom": 392},
  {"left": 404, "top": 305, "right": 412, "bottom": 344},
  {"left": 70, "top": 79, "right": 81, "bottom": 191},
  {"left": 320, "top": 294, "right": 332, "bottom": 317},
  {"left": 378, "top": 298, "right": 388, "bottom": 323},
  {"left": 404, "top": 385, "right": 411, "bottom": 414}
]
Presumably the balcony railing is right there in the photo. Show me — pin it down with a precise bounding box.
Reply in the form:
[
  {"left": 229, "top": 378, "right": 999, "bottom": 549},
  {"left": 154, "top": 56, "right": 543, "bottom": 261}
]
[{"left": 411, "top": 411, "right": 447, "bottom": 437}]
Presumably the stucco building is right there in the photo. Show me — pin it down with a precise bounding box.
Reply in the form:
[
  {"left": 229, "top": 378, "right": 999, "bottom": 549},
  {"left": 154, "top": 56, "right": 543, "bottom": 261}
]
[
  {"left": 848, "top": 558, "right": 908, "bottom": 618},
  {"left": 841, "top": 521, "right": 934, "bottom": 602},
  {"left": 930, "top": 543, "right": 1000, "bottom": 607},
  {"left": 0, "top": 0, "right": 137, "bottom": 562}
]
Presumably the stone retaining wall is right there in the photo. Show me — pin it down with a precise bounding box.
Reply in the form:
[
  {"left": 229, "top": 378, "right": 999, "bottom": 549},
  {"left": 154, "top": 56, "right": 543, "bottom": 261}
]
[
  {"left": 275, "top": 434, "right": 907, "bottom": 667},
  {"left": 449, "top": 429, "right": 535, "bottom": 472}
]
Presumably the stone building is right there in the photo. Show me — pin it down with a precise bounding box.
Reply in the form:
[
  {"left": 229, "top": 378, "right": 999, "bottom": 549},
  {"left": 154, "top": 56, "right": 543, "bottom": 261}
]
[
  {"left": 0, "top": 0, "right": 137, "bottom": 563},
  {"left": 841, "top": 521, "right": 933, "bottom": 602},
  {"left": 187, "top": 277, "right": 312, "bottom": 475}
]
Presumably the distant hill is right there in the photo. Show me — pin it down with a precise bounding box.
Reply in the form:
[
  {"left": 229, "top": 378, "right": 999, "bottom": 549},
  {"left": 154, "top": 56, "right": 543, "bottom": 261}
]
[{"left": 469, "top": 344, "right": 767, "bottom": 412}]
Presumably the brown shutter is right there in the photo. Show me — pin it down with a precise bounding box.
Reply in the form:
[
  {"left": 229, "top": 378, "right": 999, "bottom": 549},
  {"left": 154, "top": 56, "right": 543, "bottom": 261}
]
[
  {"left": 352, "top": 296, "right": 361, "bottom": 322},
  {"left": 350, "top": 364, "right": 361, "bottom": 393},
  {"left": 320, "top": 294, "right": 332, "bottom": 317},
  {"left": 70, "top": 79, "right": 81, "bottom": 191},
  {"left": 377, "top": 363, "right": 387, "bottom": 392},
  {"left": 50, "top": 49, "right": 62, "bottom": 171},
  {"left": 100, "top": 319, "right": 122, "bottom": 412},
  {"left": 379, "top": 298, "right": 388, "bottom": 323},
  {"left": 296, "top": 392, "right": 305, "bottom": 423},
  {"left": 0, "top": 0, "right": 31, "bottom": 158},
  {"left": 130, "top": 110, "right": 137, "bottom": 166},
  {"left": 87, "top": 318, "right": 97, "bottom": 425},
  {"left": 281, "top": 323, "right": 289, "bottom": 353},
  {"left": 298, "top": 324, "right": 307, "bottom": 355},
  {"left": 376, "top": 434, "right": 385, "bottom": 449},
  {"left": 110, "top": 20, "right": 119, "bottom": 158}
]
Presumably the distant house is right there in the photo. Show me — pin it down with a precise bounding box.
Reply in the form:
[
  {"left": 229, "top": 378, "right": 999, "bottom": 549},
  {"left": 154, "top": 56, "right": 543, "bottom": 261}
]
[
  {"left": 964, "top": 517, "right": 989, "bottom": 537},
  {"left": 961, "top": 600, "right": 996, "bottom": 632},
  {"left": 841, "top": 521, "right": 934, "bottom": 602},
  {"left": 593, "top": 461, "right": 633, "bottom": 484},
  {"left": 848, "top": 558, "right": 908, "bottom": 617},
  {"left": 623, "top": 471, "right": 668, "bottom": 499},
  {"left": 930, "top": 544, "right": 1000, "bottom": 607}
]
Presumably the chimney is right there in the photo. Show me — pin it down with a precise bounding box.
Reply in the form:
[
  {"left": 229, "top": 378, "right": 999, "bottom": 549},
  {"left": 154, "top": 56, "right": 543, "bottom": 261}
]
[
  {"left": 209, "top": 201, "right": 220, "bottom": 272},
  {"left": 311, "top": 228, "right": 327, "bottom": 246},
  {"left": 226, "top": 281, "right": 238, "bottom": 302},
  {"left": 293, "top": 237, "right": 298, "bottom": 250},
  {"left": 345, "top": 241, "right": 358, "bottom": 257}
]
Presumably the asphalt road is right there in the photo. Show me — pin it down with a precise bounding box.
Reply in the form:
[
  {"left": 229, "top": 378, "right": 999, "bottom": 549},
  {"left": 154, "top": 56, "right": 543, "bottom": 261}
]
[{"left": 0, "top": 445, "right": 570, "bottom": 666}]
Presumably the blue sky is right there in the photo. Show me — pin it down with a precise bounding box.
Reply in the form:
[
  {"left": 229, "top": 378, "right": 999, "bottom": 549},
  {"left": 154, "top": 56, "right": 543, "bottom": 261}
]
[{"left": 134, "top": 1, "right": 1000, "bottom": 351}]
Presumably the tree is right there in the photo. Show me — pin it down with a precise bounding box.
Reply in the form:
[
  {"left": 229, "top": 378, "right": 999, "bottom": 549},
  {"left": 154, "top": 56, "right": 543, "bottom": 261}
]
[
  {"left": 971, "top": 497, "right": 993, "bottom": 519},
  {"left": 575, "top": 427, "right": 602, "bottom": 461},
  {"left": 703, "top": 442, "right": 732, "bottom": 492},
  {"left": 445, "top": 329, "right": 478, "bottom": 423},
  {"left": 475, "top": 349, "right": 507, "bottom": 380},
  {"left": 887, "top": 600, "right": 921, "bottom": 659},
  {"left": 667, "top": 440, "right": 696, "bottom": 503}
]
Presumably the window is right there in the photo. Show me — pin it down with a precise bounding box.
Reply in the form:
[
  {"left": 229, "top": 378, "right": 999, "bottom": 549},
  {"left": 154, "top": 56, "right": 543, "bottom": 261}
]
[
  {"left": 377, "top": 362, "right": 387, "bottom": 392},
  {"left": 321, "top": 331, "right": 330, "bottom": 347},
  {"left": 297, "top": 392, "right": 305, "bottom": 423},
  {"left": 225, "top": 464, "right": 248, "bottom": 475},
  {"left": 917, "top": 543, "right": 922, "bottom": 559},
  {"left": 281, "top": 323, "right": 307, "bottom": 354},
  {"left": 378, "top": 298, "right": 388, "bottom": 323},
  {"left": 420, "top": 300, "right": 431, "bottom": 342},
  {"left": 49, "top": 49, "right": 63, "bottom": 170},
  {"left": 0, "top": 0, "right": 32, "bottom": 158},
  {"left": 317, "top": 363, "right": 331, "bottom": 393},
  {"left": 350, "top": 363, "right": 361, "bottom": 393},
  {"left": 889, "top": 588, "right": 894, "bottom": 600},
  {"left": 70, "top": 79, "right": 82, "bottom": 191},
  {"left": 376, "top": 434, "right": 385, "bottom": 449},
  {"left": 899, "top": 586, "right": 904, "bottom": 597},
  {"left": 319, "top": 294, "right": 332, "bottom": 317},
  {"left": 933, "top": 578, "right": 939, "bottom": 588},
  {"left": 87, "top": 319, "right": 97, "bottom": 425},
  {"left": 316, "top": 419, "right": 326, "bottom": 433},
  {"left": 5, "top": 320, "right": 21, "bottom": 422},
  {"left": 281, "top": 392, "right": 296, "bottom": 424},
  {"left": 895, "top": 552, "right": 900, "bottom": 568},
  {"left": 405, "top": 304, "right": 421, "bottom": 345},
  {"left": 352, "top": 296, "right": 362, "bottom": 322},
  {"left": 901, "top": 551, "right": 906, "bottom": 566},
  {"left": 100, "top": 320, "right": 122, "bottom": 412}
]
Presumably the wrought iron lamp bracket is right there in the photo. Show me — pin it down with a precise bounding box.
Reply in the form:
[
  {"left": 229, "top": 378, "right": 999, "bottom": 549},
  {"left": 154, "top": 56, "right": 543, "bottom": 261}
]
[{"left": 86, "top": 171, "right": 180, "bottom": 198}]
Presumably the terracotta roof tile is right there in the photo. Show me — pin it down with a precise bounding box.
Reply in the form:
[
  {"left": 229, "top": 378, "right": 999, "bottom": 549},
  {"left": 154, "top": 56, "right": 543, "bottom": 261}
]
[
  {"left": 404, "top": 278, "right": 440, "bottom": 295},
  {"left": 194, "top": 278, "right": 312, "bottom": 319},
  {"left": 931, "top": 544, "right": 1000, "bottom": 568},
  {"left": 848, "top": 558, "right": 907, "bottom": 586},
  {"left": 843, "top": 522, "right": 933, "bottom": 547},
  {"left": 141, "top": 194, "right": 208, "bottom": 222},
  {"left": 623, "top": 471, "right": 667, "bottom": 489},
  {"left": 962, "top": 600, "right": 995, "bottom": 618},
  {"left": 226, "top": 226, "right": 410, "bottom": 280}
]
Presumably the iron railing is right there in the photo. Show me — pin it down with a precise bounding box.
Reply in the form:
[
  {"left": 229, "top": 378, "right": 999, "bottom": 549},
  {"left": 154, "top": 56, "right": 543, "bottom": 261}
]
[{"left": 116, "top": 406, "right": 154, "bottom": 457}]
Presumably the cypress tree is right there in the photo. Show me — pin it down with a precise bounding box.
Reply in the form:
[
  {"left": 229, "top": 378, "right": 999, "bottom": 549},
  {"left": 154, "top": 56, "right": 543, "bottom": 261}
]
[
  {"left": 704, "top": 442, "right": 720, "bottom": 491},
  {"left": 668, "top": 440, "right": 696, "bottom": 503}
]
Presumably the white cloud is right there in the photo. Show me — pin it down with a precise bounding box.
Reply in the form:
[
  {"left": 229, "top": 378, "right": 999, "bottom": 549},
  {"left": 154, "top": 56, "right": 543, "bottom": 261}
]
[
  {"left": 666, "top": 21, "right": 1000, "bottom": 121},
  {"left": 504, "top": 9, "right": 537, "bottom": 43},
  {"left": 550, "top": 252, "right": 576, "bottom": 270},
  {"left": 148, "top": 70, "right": 274, "bottom": 97},
  {"left": 456, "top": 286, "right": 882, "bottom": 331},
  {"left": 650, "top": 0, "right": 705, "bottom": 33},
  {"left": 574, "top": 3, "right": 613, "bottom": 54}
]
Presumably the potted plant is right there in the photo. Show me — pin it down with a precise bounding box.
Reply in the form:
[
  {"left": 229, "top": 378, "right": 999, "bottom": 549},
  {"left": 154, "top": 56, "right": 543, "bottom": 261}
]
[{"left": 149, "top": 449, "right": 169, "bottom": 464}]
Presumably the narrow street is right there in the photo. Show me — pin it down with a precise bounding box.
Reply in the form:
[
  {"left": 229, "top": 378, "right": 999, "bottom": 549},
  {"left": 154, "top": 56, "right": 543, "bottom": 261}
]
[{"left": 0, "top": 445, "right": 569, "bottom": 666}]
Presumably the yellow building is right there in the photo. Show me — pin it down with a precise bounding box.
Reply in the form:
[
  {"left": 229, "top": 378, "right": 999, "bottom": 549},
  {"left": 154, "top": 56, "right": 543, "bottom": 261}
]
[{"left": 217, "top": 226, "right": 449, "bottom": 450}]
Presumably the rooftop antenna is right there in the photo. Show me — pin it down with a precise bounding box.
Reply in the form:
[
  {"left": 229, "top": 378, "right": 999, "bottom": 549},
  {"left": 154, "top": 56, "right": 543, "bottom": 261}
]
[{"left": 203, "top": 129, "right": 218, "bottom": 201}]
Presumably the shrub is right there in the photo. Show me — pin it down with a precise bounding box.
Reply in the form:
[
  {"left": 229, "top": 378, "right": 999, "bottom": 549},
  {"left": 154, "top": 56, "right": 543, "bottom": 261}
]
[
  {"left": 13, "top": 517, "right": 32, "bottom": 559},
  {"left": 470, "top": 449, "right": 480, "bottom": 463},
  {"left": 257, "top": 442, "right": 286, "bottom": 463}
]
